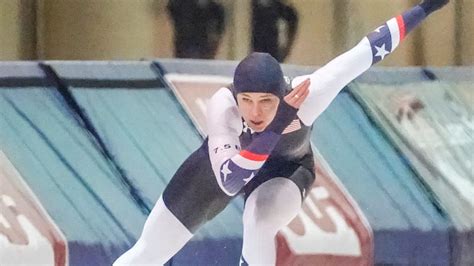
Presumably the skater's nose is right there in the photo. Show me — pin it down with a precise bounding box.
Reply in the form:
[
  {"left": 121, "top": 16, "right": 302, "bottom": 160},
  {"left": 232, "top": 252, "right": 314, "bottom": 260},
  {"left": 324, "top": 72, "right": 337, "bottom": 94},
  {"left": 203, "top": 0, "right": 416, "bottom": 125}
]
[{"left": 250, "top": 103, "right": 261, "bottom": 118}]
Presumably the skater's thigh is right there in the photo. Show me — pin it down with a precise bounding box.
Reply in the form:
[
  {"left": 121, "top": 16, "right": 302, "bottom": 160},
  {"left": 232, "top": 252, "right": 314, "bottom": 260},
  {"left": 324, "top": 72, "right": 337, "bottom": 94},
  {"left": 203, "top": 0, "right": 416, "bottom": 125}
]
[
  {"left": 244, "top": 159, "right": 315, "bottom": 202},
  {"left": 163, "top": 144, "right": 233, "bottom": 233}
]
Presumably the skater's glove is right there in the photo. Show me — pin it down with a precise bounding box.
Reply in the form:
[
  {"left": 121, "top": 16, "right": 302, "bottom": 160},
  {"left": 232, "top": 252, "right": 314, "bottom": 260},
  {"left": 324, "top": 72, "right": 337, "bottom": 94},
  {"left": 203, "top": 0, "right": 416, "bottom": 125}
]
[
  {"left": 265, "top": 100, "right": 298, "bottom": 134},
  {"left": 419, "top": 0, "right": 449, "bottom": 15}
]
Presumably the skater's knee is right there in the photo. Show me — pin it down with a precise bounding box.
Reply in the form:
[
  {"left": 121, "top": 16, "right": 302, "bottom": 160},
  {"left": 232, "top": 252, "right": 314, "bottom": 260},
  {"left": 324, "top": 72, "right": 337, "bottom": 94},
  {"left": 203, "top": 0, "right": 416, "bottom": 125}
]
[{"left": 243, "top": 178, "right": 302, "bottom": 233}]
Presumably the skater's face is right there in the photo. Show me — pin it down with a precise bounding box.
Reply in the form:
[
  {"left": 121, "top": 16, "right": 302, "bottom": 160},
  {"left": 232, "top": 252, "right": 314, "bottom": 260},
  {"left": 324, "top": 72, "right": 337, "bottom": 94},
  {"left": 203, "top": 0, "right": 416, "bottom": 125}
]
[{"left": 236, "top": 92, "right": 280, "bottom": 132}]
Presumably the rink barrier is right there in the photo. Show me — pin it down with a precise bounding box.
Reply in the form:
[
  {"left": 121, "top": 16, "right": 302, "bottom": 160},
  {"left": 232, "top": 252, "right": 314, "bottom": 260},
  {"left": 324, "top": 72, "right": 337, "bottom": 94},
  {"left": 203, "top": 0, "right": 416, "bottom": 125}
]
[{"left": 1, "top": 60, "right": 472, "bottom": 265}]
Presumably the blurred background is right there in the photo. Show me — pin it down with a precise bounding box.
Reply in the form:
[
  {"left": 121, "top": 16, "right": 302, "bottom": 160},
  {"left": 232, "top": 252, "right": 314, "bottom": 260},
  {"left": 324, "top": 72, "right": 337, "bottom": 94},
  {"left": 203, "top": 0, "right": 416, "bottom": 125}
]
[
  {"left": 1, "top": 0, "right": 473, "bottom": 65},
  {"left": 1, "top": 1, "right": 474, "bottom": 266}
]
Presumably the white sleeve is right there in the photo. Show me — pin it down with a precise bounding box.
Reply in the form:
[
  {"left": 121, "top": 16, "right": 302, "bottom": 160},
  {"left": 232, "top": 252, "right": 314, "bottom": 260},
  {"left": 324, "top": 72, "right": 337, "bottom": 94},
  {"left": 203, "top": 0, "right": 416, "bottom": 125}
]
[
  {"left": 295, "top": 4, "right": 423, "bottom": 126},
  {"left": 206, "top": 88, "right": 242, "bottom": 183},
  {"left": 295, "top": 38, "right": 373, "bottom": 125}
]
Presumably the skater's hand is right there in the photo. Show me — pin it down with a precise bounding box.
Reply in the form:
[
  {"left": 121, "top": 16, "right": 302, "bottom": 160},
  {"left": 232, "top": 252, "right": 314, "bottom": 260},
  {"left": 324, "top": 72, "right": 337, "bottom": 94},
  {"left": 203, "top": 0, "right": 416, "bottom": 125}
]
[
  {"left": 420, "top": 0, "right": 449, "bottom": 15},
  {"left": 264, "top": 79, "right": 309, "bottom": 133},
  {"left": 284, "top": 78, "right": 310, "bottom": 109},
  {"left": 266, "top": 78, "right": 310, "bottom": 133}
]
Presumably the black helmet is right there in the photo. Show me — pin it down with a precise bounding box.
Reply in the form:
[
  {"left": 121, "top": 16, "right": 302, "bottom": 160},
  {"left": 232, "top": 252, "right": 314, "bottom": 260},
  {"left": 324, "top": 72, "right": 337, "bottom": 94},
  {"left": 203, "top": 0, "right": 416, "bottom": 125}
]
[{"left": 233, "top": 52, "right": 288, "bottom": 99}]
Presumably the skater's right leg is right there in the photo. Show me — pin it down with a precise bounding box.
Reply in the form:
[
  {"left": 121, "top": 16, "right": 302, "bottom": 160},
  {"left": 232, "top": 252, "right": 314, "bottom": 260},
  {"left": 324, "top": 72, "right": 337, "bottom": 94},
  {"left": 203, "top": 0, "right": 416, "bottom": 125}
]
[{"left": 113, "top": 196, "right": 193, "bottom": 265}]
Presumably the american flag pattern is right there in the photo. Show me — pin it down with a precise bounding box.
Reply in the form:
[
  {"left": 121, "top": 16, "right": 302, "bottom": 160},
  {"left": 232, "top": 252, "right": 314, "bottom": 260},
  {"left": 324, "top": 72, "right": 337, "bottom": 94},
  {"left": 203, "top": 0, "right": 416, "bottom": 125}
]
[
  {"left": 282, "top": 119, "right": 302, "bottom": 134},
  {"left": 220, "top": 159, "right": 256, "bottom": 195},
  {"left": 366, "top": 6, "right": 426, "bottom": 65},
  {"left": 219, "top": 148, "right": 268, "bottom": 195},
  {"left": 219, "top": 130, "right": 280, "bottom": 196},
  {"left": 232, "top": 150, "right": 268, "bottom": 170}
]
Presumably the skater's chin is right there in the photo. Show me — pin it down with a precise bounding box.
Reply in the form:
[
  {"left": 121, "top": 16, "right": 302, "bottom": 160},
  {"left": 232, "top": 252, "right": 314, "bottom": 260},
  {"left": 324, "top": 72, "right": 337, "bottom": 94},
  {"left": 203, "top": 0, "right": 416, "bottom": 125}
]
[{"left": 249, "top": 120, "right": 266, "bottom": 132}]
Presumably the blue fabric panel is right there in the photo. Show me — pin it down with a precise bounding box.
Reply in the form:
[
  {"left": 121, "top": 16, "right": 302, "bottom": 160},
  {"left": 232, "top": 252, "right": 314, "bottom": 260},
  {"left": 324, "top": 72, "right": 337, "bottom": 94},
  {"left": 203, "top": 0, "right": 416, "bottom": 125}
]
[
  {"left": 158, "top": 59, "right": 238, "bottom": 76},
  {"left": 429, "top": 66, "right": 473, "bottom": 82},
  {"left": 48, "top": 61, "right": 244, "bottom": 264},
  {"left": 1, "top": 61, "right": 457, "bottom": 265},
  {"left": 0, "top": 62, "right": 45, "bottom": 78},
  {"left": 1, "top": 74, "right": 145, "bottom": 265},
  {"left": 312, "top": 91, "right": 451, "bottom": 264},
  {"left": 350, "top": 67, "right": 474, "bottom": 265},
  {"left": 1, "top": 62, "right": 242, "bottom": 266}
]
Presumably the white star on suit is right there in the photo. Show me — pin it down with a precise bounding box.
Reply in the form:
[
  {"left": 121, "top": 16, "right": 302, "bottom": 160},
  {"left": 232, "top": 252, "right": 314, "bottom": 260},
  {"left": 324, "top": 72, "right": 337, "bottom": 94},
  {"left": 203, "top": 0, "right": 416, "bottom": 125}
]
[
  {"left": 243, "top": 172, "right": 255, "bottom": 184},
  {"left": 221, "top": 161, "right": 232, "bottom": 182},
  {"left": 375, "top": 44, "right": 390, "bottom": 60},
  {"left": 374, "top": 25, "right": 385, "bottom": 33}
]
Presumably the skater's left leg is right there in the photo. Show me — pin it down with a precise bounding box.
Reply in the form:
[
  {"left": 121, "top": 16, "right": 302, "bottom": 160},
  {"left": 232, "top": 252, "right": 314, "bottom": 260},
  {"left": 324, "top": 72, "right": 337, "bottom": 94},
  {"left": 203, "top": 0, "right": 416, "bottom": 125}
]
[
  {"left": 240, "top": 161, "right": 315, "bottom": 266},
  {"left": 241, "top": 177, "right": 302, "bottom": 265}
]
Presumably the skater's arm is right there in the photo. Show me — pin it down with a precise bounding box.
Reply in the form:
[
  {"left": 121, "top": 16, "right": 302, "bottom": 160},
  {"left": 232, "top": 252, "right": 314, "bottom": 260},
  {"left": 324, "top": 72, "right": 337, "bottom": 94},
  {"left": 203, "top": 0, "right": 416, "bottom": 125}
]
[
  {"left": 207, "top": 88, "right": 261, "bottom": 196},
  {"left": 293, "top": 0, "right": 449, "bottom": 125}
]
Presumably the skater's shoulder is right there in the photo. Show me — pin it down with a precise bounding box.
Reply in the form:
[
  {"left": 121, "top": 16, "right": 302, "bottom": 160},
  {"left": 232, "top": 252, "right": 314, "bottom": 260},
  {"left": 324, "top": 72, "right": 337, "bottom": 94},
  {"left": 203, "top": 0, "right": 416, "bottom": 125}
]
[{"left": 210, "top": 87, "right": 238, "bottom": 107}]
